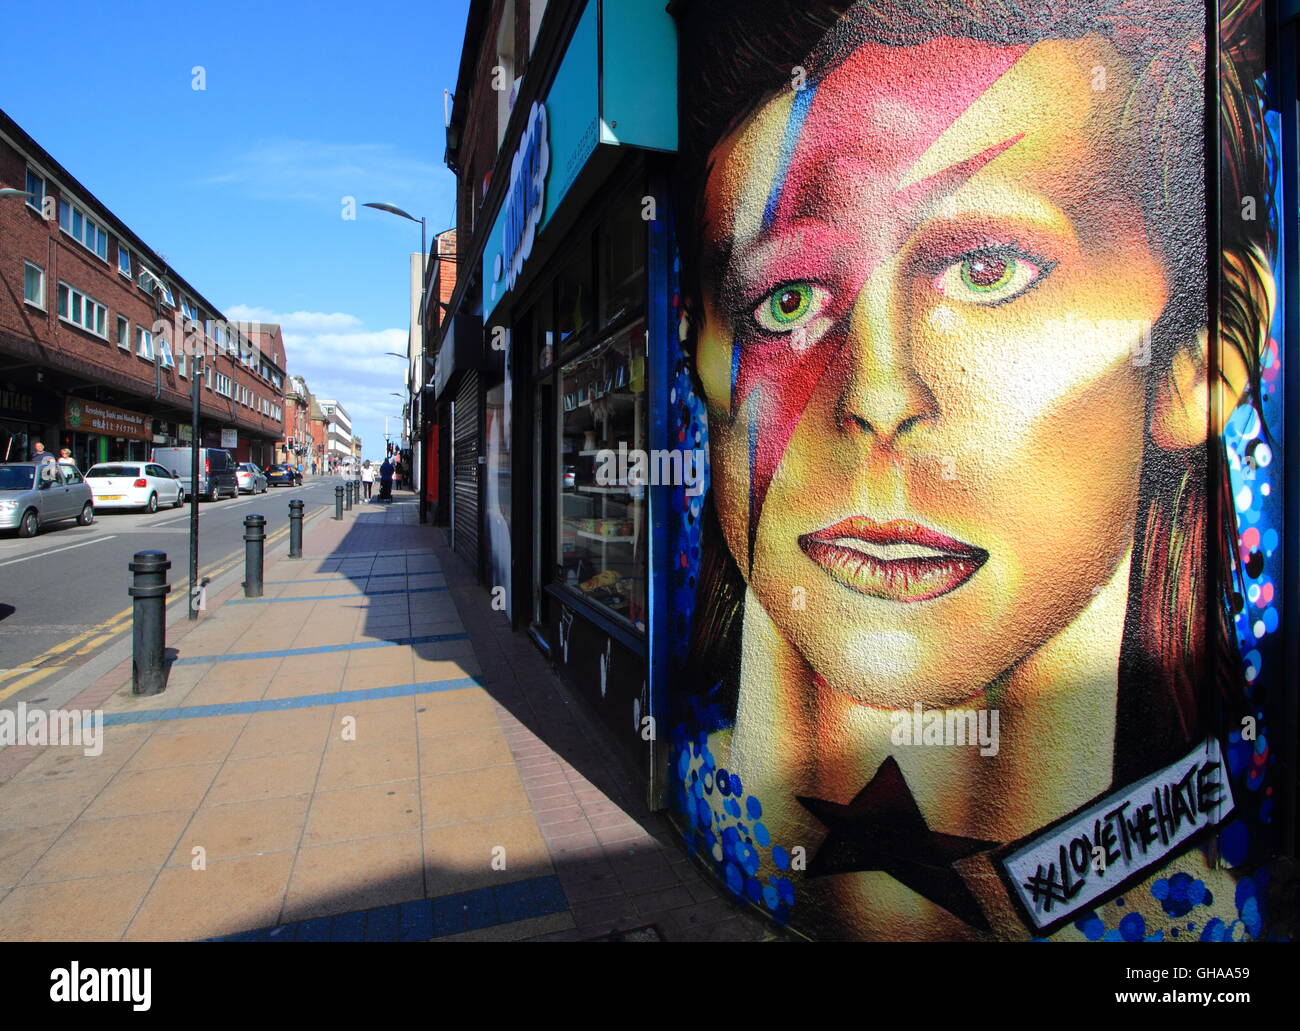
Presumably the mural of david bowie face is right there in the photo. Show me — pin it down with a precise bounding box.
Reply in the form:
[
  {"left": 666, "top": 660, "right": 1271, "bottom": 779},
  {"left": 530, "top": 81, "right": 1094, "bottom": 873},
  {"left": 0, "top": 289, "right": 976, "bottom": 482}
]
[{"left": 693, "top": 33, "right": 1206, "bottom": 718}]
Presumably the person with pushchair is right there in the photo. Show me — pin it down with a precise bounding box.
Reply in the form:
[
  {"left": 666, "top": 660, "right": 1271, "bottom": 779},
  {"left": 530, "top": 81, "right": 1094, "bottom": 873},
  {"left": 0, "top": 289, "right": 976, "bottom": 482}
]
[{"left": 377, "top": 456, "right": 394, "bottom": 504}]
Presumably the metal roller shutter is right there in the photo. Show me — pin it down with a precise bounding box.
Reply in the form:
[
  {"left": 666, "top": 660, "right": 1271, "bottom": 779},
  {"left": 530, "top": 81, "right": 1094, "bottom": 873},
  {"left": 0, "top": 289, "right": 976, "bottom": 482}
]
[{"left": 452, "top": 371, "right": 479, "bottom": 567}]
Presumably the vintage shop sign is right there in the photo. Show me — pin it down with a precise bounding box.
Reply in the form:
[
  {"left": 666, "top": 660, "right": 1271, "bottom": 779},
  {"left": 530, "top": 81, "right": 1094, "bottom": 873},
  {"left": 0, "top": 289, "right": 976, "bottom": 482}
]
[
  {"left": 999, "top": 737, "right": 1235, "bottom": 931},
  {"left": 64, "top": 399, "right": 150, "bottom": 440}
]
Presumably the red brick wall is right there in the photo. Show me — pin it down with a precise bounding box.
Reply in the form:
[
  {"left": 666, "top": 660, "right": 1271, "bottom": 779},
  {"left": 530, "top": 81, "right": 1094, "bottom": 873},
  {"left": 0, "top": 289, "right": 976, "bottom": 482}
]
[{"left": 0, "top": 136, "right": 284, "bottom": 443}]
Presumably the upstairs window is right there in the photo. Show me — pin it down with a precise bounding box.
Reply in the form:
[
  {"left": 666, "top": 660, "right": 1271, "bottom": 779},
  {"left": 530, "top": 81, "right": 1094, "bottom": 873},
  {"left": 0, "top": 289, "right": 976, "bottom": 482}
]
[
  {"left": 23, "top": 262, "right": 44, "bottom": 308},
  {"left": 136, "top": 326, "right": 154, "bottom": 359},
  {"left": 118, "top": 244, "right": 131, "bottom": 278},
  {"left": 25, "top": 168, "right": 45, "bottom": 212},
  {"left": 58, "top": 200, "right": 109, "bottom": 260}
]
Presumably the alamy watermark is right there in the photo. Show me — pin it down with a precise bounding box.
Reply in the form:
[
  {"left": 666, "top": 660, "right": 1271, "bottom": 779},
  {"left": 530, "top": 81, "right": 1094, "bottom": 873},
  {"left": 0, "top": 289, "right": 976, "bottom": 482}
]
[
  {"left": 0, "top": 703, "right": 104, "bottom": 756},
  {"left": 890, "top": 702, "right": 999, "bottom": 757},
  {"left": 594, "top": 443, "right": 706, "bottom": 496}
]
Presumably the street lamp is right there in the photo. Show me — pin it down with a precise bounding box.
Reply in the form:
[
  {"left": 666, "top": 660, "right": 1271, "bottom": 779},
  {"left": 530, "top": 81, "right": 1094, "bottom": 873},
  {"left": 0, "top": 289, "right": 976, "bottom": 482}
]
[{"left": 366, "top": 202, "right": 428, "bottom": 520}]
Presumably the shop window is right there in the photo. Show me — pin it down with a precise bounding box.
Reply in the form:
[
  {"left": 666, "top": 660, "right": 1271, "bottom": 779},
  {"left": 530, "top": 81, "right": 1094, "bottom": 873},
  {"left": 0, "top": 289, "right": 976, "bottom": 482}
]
[
  {"left": 598, "top": 192, "right": 647, "bottom": 329},
  {"left": 556, "top": 245, "right": 592, "bottom": 346},
  {"left": 23, "top": 262, "right": 44, "bottom": 308},
  {"left": 555, "top": 317, "right": 648, "bottom": 631}
]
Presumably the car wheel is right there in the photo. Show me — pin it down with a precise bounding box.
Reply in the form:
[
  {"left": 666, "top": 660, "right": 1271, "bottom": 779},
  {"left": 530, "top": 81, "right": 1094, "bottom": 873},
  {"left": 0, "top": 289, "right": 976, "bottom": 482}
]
[
  {"left": 146, "top": 492, "right": 158, "bottom": 514},
  {"left": 174, "top": 490, "right": 184, "bottom": 508},
  {"left": 18, "top": 508, "right": 39, "bottom": 538},
  {"left": 78, "top": 502, "right": 95, "bottom": 526}
]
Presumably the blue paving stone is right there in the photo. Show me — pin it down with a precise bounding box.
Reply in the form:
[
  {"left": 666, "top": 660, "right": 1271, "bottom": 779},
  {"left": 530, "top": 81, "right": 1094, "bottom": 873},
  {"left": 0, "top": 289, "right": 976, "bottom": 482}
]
[
  {"left": 398, "top": 899, "right": 434, "bottom": 941},
  {"left": 295, "top": 917, "right": 334, "bottom": 942},
  {"left": 364, "top": 904, "right": 401, "bottom": 941},
  {"left": 330, "top": 911, "right": 367, "bottom": 941},
  {"left": 461, "top": 887, "right": 498, "bottom": 931},
  {"left": 432, "top": 894, "right": 468, "bottom": 937}
]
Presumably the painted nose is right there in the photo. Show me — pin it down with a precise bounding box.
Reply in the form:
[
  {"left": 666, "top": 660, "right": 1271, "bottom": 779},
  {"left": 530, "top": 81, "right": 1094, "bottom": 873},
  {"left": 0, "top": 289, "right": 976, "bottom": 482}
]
[{"left": 836, "top": 274, "right": 938, "bottom": 443}]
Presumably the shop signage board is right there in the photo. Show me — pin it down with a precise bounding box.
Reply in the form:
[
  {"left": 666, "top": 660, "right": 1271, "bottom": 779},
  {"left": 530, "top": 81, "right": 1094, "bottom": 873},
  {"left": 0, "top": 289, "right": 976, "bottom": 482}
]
[
  {"left": 483, "top": 0, "right": 678, "bottom": 318},
  {"left": 221, "top": 428, "right": 237, "bottom": 449},
  {"left": 64, "top": 399, "right": 150, "bottom": 440}
]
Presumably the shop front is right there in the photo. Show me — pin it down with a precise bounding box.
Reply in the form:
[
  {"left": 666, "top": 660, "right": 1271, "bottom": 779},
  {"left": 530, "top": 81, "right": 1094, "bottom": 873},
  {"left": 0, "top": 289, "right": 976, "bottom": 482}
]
[
  {"left": 474, "top": 0, "right": 677, "bottom": 798},
  {"left": 60, "top": 397, "right": 152, "bottom": 467},
  {"left": 0, "top": 379, "right": 61, "bottom": 463}
]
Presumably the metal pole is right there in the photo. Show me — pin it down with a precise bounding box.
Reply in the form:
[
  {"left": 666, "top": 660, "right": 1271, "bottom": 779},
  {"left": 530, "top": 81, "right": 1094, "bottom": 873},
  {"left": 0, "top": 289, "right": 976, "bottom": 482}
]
[
  {"left": 345, "top": 479, "right": 353, "bottom": 510},
  {"left": 243, "top": 514, "right": 265, "bottom": 598},
  {"left": 289, "top": 499, "right": 304, "bottom": 558},
  {"left": 129, "top": 551, "right": 171, "bottom": 695},
  {"left": 334, "top": 485, "right": 344, "bottom": 519},
  {"left": 189, "top": 353, "right": 201, "bottom": 620}
]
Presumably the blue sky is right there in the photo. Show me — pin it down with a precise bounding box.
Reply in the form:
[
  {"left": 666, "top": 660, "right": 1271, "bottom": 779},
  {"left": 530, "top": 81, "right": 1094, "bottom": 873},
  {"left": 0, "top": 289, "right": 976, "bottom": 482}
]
[{"left": 0, "top": 0, "right": 469, "bottom": 459}]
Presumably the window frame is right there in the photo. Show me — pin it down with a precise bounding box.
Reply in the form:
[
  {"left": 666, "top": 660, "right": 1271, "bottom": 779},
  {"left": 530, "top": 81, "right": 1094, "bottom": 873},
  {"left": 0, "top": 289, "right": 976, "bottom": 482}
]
[
  {"left": 136, "top": 325, "right": 154, "bottom": 360},
  {"left": 56, "top": 280, "right": 108, "bottom": 338},
  {"left": 57, "top": 198, "right": 109, "bottom": 261},
  {"left": 116, "top": 314, "right": 131, "bottom": 351},
  {"left": 24, "top": 168, "right": 45, "bottom": 213},
  {"left": 22, "top": 261, "right": 45, "bottom": 309}
]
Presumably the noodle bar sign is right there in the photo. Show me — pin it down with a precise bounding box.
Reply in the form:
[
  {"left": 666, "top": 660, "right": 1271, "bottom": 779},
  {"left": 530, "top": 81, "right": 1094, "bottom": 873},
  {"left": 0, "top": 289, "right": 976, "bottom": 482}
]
[{"left": 64, "top": 399, "right": 150, "bottom": 440}]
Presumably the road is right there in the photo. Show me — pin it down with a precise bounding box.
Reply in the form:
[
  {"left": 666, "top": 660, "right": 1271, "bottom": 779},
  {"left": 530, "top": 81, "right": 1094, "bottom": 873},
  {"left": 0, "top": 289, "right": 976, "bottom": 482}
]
[{"left": 0, "top": 476, "right": 349, "bottom": 705}]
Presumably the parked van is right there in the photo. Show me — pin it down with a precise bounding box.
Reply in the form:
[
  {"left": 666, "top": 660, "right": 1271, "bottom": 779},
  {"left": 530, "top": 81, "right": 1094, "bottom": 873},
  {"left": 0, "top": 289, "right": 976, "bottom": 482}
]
[{"left": 150, "top": 447, "right": 239, "bottom": 501}]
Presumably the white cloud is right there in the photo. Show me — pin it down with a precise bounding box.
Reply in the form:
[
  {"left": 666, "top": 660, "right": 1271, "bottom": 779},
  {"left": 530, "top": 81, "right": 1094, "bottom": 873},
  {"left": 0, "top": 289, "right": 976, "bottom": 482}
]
[
  {"left": 228, "top": 304, "right": 412, "bottom": 457},
  {"left": 201, "top": 139, "right": 444, "bottom": 207}
]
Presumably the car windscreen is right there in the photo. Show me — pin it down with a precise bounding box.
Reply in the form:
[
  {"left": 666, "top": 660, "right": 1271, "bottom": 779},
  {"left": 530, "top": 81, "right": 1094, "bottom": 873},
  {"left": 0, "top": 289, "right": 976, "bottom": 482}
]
[
  {"left": 87, "top": 466, "right": 140, "bottom": 478},
  {"left": 0, "top": 467, "right": 35, "bottom": 490}
]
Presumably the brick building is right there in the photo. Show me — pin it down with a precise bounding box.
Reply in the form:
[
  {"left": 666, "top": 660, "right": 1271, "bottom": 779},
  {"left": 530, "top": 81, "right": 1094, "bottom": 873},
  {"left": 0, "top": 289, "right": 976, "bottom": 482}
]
[{"left": 0, "top": 108, "right": 286, "bottom": 469}]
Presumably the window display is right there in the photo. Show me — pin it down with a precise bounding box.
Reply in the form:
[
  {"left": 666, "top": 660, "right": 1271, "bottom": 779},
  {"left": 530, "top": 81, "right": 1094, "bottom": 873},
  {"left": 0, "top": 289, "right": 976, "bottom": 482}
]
[{"left": 556, "top": 318, "right": 647, "bottom": 631}]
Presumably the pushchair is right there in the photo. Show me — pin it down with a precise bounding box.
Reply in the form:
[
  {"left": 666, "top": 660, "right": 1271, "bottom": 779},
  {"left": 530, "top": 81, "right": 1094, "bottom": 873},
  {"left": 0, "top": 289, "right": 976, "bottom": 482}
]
[{"left": 376, "top": 479, "right": 393, "bottom": 504}]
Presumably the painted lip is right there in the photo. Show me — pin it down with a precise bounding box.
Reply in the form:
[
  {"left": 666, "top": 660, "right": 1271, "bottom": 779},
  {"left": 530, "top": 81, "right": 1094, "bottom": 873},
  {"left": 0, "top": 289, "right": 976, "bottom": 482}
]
[{"left": 798, "top": 516, "right": 988, "bottom": 603}]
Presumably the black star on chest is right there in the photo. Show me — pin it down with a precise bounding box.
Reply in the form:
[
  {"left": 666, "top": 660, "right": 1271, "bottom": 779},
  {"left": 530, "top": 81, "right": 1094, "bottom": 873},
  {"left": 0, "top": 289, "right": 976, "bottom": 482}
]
[{"left": 797, "top": 756, "right": 1000, "bottom": 931}]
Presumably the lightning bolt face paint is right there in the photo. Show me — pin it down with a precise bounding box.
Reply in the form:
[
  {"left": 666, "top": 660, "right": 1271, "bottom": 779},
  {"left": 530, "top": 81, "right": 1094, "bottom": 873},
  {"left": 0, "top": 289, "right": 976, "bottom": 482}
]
[{"left": 694, "top": 36, "right": 1168, "bottom": 706}]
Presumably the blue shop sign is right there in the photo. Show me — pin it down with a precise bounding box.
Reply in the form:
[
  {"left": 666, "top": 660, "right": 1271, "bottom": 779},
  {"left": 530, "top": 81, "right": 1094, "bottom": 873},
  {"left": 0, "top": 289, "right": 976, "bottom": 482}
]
[{"left": 484, "top": 0, "right": 676, "bottom": 317}]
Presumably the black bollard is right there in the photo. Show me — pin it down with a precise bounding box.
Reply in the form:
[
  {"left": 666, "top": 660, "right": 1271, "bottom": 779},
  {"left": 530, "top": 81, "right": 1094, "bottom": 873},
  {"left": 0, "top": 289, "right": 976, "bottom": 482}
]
[
  {"left": 345, "top": 480, "right": 354, "bottom": 511},
  {"left": 289, "top": 499, "right": 304, "bottom": 558},
  {"left": 129, "top": 551, "right": 171, "bottom": 696},
  {"left": 244, "top": 514, "right": 266, "bottom": 598},
  {"left": 335, "top": 485, "right": 344, "bottom": 519}
]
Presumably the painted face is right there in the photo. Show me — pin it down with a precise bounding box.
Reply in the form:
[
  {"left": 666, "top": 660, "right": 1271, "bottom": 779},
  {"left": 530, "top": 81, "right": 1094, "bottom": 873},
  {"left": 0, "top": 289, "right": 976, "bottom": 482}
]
[{"left": 695, "top": 36, "right": 1173, "bottom": 706}]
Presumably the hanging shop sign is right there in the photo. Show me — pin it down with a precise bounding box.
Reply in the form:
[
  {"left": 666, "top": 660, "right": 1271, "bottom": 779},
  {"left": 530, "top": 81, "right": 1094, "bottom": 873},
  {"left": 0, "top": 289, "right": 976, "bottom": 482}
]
[
  {"left": 64, "top": 399, "right": 150, "bottom": 440},
  {"left": 221, "top": 428, "right": 238, "bottom": 449}
]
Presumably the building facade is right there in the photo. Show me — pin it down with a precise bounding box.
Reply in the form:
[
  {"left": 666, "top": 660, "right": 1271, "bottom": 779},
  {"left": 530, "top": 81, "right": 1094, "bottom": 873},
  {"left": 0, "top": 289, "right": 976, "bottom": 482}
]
[
  {"left": 0, "top": 110, "right": 285, "bottom": 471},
  {"left": 316, "top": 400, "right": 353, "bottom": 472},
  {"left": 440, "top": 0, "right": 1297, "bottom": 942}
]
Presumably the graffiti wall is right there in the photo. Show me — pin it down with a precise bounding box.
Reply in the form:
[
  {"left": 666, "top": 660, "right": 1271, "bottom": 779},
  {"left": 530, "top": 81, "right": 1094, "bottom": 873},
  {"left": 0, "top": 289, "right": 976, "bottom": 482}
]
[{"left": 667, "top": 0, "right": 1285, "bottom": 940}]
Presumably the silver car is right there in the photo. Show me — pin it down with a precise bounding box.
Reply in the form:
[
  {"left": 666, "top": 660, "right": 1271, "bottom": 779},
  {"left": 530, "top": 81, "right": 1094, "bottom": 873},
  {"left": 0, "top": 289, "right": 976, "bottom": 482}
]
[
  {"left": 0, "top": 462, "right": 96, "bottom": 537},
  {"left": 236, "top": 463, "right": 268, "bottom": 494}
]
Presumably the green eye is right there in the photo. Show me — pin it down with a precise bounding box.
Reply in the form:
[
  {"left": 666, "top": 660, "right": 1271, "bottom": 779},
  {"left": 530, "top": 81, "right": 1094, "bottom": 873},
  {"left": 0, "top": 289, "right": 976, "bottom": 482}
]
[
  {"left": 935, "top": 250, "right": 1046, "bottom": 305},
  {"left": 754, "top": 282, "right": 829, "bottom": 332}
]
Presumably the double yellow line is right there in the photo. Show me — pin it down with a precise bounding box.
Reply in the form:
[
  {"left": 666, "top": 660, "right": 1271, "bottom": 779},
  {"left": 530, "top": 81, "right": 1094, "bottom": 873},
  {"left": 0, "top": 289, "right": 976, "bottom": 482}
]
[{"left": 0, "top": 513, "right": 319, "bottom": 703}]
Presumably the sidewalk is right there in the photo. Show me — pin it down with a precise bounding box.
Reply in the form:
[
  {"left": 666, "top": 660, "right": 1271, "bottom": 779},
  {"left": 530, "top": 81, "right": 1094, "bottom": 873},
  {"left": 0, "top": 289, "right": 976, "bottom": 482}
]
[{"left": 0, "top": 490, "right": 773, "bottom": 941}]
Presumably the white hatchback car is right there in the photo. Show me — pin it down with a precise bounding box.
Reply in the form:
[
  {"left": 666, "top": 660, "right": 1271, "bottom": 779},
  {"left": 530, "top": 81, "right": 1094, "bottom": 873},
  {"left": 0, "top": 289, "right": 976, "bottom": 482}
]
[{"left": 85, "top": 462, "right": 186, "bottom": 512}]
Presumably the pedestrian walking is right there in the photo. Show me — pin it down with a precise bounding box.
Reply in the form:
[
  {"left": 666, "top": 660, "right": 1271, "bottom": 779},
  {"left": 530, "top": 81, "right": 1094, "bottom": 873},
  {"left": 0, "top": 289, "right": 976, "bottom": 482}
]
[
  {"left": 57, "top": 448, "right": 76, "bottom": 468},
  {"left": 31, "top": 441, "right": 56, "bottom": 467},
  {"left": 378, "top": 456, "right": 393, "bottom": 504},
  {"left": 361, "top": 460, "right": 375, "bottom": 501}
]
